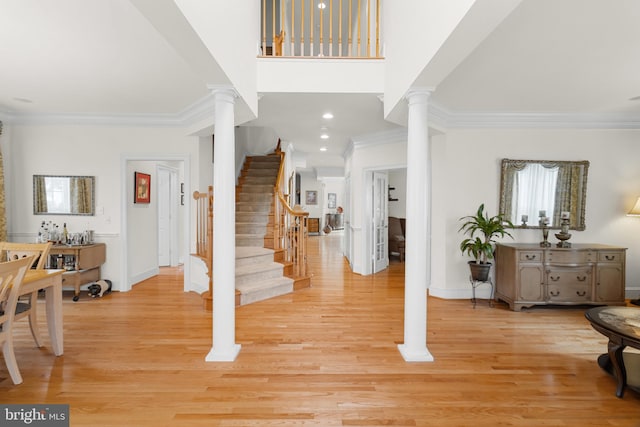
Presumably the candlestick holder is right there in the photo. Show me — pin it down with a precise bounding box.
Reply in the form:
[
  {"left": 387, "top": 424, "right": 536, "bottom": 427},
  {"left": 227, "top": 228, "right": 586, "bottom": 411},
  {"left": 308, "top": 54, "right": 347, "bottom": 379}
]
[
  {"left": 555, "top": 217, "right": 572, "bottom": 248},
  {"left": 540, "top": 225, "right": 551, "bottom": 247}
]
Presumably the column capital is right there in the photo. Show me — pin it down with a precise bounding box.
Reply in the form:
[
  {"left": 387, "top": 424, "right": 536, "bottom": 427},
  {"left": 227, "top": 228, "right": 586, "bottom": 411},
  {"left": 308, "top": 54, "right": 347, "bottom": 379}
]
[
  {"left": 207, "top": 84, "right": 239, "bottom": 99},
  {"left": 405, "top": 87, "right": 434, "bottom": 103}
]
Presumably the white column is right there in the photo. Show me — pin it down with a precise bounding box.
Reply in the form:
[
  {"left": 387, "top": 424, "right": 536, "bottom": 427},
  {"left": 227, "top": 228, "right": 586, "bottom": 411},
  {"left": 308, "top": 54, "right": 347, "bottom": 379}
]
[
  {"left": 398, "top": 89, "right": 434, "bottom": 362},
  {"left": 206, "top": 87, "right": 241, "bottom": 362}
]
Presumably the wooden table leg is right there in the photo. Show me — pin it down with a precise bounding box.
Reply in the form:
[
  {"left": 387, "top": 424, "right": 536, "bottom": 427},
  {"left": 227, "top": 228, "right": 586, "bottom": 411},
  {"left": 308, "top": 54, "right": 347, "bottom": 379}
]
[
  {"left": 607, "top": 341, "right": 626, "bottom": 398},
  {"left": 45, "top": 275, "right": 64, "bottom": 356}
]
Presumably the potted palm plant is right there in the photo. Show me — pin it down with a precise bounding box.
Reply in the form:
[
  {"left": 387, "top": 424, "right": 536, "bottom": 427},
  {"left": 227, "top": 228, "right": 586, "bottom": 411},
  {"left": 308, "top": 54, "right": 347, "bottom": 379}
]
[{"left": 458, "top": 203, "right": 514, "bottom": 282}]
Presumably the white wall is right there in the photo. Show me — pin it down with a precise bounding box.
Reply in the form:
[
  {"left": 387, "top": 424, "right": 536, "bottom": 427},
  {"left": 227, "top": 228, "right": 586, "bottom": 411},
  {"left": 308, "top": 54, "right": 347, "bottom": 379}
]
[
  {"left": 4, "top": 123, "right": 200, "bottom": 292},
  {"left": 348, "top": 133, "right": 408, "bottom": 274},
  {"left": 299, "top": 171, "right": 323, "bottom": 221},
  {"left": 384, "top": 0, "right": 476, "bottom": 116},
  {"left": 175, "top": 0, "right": 259, "bottom": 117},
  {"left": 388, "top": 169, "right": 407, "bottom": 218},
  {"left": 431, "top": 128, "right": 640, "bottom": 300},
  {"left": 127, "top": 160, "right": 160, "bottom": 284},
  {"left": 320, "top": 177, "right": 345, "bottom": 231}
]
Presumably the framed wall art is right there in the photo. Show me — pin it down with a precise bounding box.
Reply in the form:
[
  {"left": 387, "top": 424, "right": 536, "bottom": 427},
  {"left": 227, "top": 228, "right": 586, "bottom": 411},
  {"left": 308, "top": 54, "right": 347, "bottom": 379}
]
[
  {"left": 306, "top": 190, "right": 317, "bottom": 205},
  {"left": 328, "top": 192, "right": 337, "bottom": 209},
  {"left": 134, "top": 172, "right": 151, "bottom": 204}
]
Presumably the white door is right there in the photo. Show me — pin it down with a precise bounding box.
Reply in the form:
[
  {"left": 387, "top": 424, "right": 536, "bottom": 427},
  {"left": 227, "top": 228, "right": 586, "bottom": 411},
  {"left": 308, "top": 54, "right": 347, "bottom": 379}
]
[
  {"left": 344, "top": 175, "right": 352, "bottom": 267},
  {"left": 158, "top": 166, "right": 178, "bottom": 267},
  {"left": 372, "top": 171, "right": 388, "bottom": 273}
]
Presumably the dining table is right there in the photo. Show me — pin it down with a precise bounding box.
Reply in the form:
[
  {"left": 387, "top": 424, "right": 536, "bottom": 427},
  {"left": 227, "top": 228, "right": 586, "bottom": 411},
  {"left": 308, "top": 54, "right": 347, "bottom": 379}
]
[{"left": 21, "top": 269, "right": 65, "bottom": 356}]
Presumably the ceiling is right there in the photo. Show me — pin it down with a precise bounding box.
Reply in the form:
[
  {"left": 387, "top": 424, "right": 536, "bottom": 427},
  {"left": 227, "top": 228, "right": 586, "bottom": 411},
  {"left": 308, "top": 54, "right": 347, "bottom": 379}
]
[{"left": 1, "top": 0, "right": 639, "bottom": 169}]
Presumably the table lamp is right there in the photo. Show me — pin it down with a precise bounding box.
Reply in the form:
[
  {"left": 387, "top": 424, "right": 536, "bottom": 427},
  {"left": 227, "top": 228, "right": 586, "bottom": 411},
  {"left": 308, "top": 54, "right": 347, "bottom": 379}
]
[
  {"left": 628, "top": 197, "right": 640, "bottom": 216},
  {"left": 627, "top": 197, "right": 640, "bottom": 305}
]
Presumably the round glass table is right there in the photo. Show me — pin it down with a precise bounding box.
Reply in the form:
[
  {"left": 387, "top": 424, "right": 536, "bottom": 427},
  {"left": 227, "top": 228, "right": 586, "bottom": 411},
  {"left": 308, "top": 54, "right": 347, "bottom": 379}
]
[{"left": 584, "top": 306, "right": 640, "bottom": 398}]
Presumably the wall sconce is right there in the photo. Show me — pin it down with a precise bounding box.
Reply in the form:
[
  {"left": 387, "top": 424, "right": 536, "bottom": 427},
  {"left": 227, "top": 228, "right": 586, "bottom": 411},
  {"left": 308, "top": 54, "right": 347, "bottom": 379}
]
[{"left": 628, "top": 197, "right": 640, "bottom": 216}]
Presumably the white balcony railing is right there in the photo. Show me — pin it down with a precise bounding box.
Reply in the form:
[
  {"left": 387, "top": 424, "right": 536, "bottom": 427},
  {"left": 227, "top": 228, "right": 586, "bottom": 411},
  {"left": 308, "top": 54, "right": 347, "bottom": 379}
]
[{"left": 261, "top": 0, "right": 382, "bottom": 58}]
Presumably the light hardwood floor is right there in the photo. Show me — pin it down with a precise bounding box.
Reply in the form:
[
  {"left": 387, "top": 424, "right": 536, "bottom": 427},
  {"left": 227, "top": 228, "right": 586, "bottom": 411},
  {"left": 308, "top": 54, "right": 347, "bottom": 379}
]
[{"left": 2, "top": 232, "right": 639, "bottom": 426}]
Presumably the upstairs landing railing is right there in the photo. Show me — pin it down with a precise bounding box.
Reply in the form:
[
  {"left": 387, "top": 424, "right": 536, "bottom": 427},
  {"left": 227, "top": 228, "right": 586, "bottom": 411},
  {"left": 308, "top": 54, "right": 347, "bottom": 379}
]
[{"left": 261, "top": 0, "right": 382, "bottom": 58}]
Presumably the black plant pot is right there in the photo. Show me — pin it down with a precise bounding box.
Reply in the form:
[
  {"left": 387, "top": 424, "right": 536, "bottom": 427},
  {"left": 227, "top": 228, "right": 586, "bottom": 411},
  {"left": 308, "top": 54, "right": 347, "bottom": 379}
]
[{"left": 468, "top": 261, "right": 491, "bottom": 282}]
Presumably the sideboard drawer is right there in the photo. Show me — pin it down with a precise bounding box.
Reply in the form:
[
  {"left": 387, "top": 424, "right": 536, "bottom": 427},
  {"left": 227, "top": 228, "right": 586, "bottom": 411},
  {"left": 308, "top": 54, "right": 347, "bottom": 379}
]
[
  {"left": 546, "top": 250, "right": 593, "bottom": 264},
  {"left": 519, "top": 251, "right": 543, "bottom": 263},
  {"left": 547, "top": 282, "right": 591, "bottom": 302},
  {"left": 546, "top": 267, "right": 592, "bottom": 286},
  {"left": 598, "top": 251, "right": 624, "bottom": 263}
]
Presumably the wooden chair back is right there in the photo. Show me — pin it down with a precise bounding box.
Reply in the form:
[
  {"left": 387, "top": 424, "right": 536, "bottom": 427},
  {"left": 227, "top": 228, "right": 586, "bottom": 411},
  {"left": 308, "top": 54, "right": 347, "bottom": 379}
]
[
  {"left": 0, "top": 255, "right": 36, "bottom": 384},
  {"left": 0, "top": 242, "right": 53, "bottom": 269}
]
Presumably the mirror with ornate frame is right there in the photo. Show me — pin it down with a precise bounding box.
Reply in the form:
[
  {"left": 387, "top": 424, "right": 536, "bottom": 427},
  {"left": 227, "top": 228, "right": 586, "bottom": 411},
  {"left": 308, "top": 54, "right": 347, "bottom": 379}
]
[
  {"left": 33, "top": 175, "right": 95, "bottom": 216},
  {"left": 499, "top": 159, "right": 589, "bottom": 230}
]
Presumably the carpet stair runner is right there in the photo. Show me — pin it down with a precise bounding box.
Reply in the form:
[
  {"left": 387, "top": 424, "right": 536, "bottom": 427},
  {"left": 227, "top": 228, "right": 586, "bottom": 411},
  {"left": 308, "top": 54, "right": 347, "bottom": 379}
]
[{"left": 234, "top": 155, "right": 293, "bottom": 305}]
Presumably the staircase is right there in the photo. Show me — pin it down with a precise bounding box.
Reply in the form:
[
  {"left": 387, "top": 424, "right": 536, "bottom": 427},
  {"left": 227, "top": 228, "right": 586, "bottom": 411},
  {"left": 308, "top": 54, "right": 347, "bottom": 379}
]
[{"left": 235, "top": 155, "right": 293, "bottom": 305}]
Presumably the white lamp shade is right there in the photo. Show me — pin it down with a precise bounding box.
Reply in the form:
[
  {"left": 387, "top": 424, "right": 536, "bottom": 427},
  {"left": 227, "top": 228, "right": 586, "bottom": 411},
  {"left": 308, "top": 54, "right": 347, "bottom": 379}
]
[{"left": 628, "top": 197, "right": 640, "bottom": 216}]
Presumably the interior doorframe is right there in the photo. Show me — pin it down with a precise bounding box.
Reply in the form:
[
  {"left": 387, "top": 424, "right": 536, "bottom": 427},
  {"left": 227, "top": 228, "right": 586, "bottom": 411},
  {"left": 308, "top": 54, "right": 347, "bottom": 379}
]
[
  {"left": 157, "top": 164, "right": 180, "bottom": 267},
  {"left": 370, "top": 170, "right": 389, "bottom": 274},
  {"left": 362, "top": 164, "right": 406, "bottom": 276},
  {"left": 344, "top": 174, "right": 352, "bottom": 268},
  {"left": 362, "top": 168, "right": 387, "bottom": 275},
  {"left": 120, "top": 153, "right": 191, "bottom": 293}
]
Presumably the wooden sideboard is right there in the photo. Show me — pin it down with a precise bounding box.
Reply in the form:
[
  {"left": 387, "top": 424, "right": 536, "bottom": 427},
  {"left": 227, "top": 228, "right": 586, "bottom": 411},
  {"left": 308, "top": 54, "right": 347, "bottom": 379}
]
[
  {"left": 495, "top": 243, "right": 626, "bottom": 311},
  {"left": 307, "top": 218, "right": 320, "bottom": 235},
  {"left": 49, "top": 243, "right": 106, "bottom": 301}
]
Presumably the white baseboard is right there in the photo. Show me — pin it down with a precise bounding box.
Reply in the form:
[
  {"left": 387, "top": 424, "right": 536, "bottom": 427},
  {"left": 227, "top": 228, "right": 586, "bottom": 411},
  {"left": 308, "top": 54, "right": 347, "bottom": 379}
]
[{"left": 130, "top": 268, "right": 159, "bottom": 288}]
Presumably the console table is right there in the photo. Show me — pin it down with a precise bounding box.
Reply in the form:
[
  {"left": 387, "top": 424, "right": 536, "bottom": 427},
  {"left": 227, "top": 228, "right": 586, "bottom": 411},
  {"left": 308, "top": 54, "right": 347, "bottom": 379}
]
[
  {"left": 585, "top": 306, "right": 640, "bottom": 398},
  {"left": 307, "top": 218, "right": 320, "bottom": 235},
  {"left": 495, "top": 243, "right": 626, "bottom": 311},
  {"left": 325, "top": 213, "right": 344, "bottom": 230},
  {"left": 49, "top": 243, "right": 106, "bottom": 301}
]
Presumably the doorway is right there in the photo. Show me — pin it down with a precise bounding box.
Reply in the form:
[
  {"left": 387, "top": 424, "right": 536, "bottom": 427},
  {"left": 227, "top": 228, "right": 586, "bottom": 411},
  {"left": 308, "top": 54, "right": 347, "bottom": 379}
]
[
  {"left": 157, "top": 165, "right": 179, "bottom": 267},
  {"left": 120, "top": 155, "right": 190, "bottom": 293}
]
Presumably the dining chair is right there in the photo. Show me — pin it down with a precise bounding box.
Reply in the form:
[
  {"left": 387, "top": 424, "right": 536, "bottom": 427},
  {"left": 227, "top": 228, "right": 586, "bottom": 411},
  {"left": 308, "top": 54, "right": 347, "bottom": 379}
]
[
  {"left": 0, "top": 255, "right": 36, "bottom": 384},
  {"left": 0, "top": 242, "right": 53, "bottom": 347}
]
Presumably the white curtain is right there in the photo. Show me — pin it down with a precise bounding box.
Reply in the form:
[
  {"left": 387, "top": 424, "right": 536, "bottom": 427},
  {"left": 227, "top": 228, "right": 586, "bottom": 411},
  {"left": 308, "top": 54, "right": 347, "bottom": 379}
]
[{"left": 512, "top": 164, "right": 558, "bottom": 225}]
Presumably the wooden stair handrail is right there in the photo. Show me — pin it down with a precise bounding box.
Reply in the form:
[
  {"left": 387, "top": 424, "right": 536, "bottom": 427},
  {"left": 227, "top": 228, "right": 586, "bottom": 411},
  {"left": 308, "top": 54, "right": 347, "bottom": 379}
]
[
  {"left": 192, "top": 186, "right": 213, "bottom": 308},
  {"left": 273, "top": 143, "right": 309, "bottom": 278}
]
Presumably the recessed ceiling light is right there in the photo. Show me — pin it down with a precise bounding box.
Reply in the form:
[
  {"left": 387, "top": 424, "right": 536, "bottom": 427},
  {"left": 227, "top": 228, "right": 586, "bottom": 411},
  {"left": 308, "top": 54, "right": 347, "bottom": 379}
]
[
  {"left": 322, "top": 112, "right": 333, "bottom": 119},
  {"left": 320, "top": 134, "right": 329, "bottom": 139},
  {"left": 318, "top": 2, "right": 326, "bottom": 9},
  {"left": 320, "top": 147, "right": 328, "bottom": 151}
]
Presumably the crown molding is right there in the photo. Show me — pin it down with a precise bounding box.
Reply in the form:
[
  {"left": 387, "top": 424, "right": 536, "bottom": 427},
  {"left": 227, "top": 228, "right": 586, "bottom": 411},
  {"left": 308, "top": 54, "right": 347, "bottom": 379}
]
[
  {"left": 448, "top": 111, "right": 640, "bottom": 129},
  {"left": 344, "top": 127, "right": 408, "bottom": 160},
  {"left": 351, "top": 128, "right": 408, "bottom": 148},
  {"left": 0, "top": 92, "right": 217, "bottom": 127},
  {"left": 429, "top": 101, "right": 640, "bottom": 129},
  {"left": 2, "top": 93, "right": 640, "bottom": 130}
]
